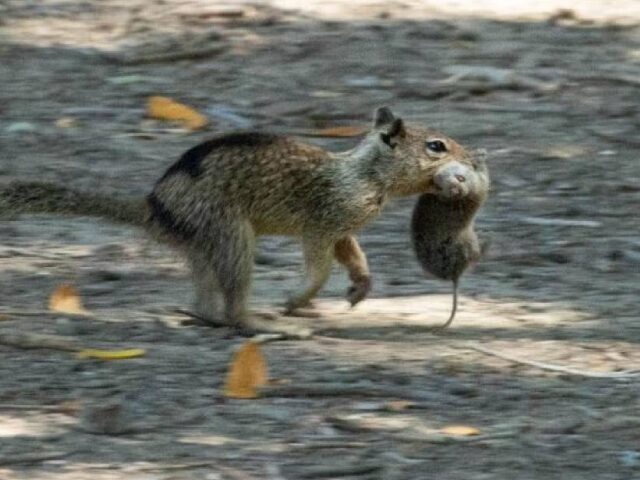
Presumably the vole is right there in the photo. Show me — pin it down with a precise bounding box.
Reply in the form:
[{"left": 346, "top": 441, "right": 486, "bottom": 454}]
[{"left": 411, "top": 150, "right": 489, "bottom": 329}]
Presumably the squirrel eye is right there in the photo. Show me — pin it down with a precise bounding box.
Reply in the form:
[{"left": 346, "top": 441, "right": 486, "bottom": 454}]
[{"left": 426, "top": 140, "right": 447, "bottom": 153}]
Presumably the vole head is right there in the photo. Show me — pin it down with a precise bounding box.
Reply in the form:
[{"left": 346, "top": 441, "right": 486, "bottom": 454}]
[{"left": 367, "top": 107, "right": 488, "bottom": 199}]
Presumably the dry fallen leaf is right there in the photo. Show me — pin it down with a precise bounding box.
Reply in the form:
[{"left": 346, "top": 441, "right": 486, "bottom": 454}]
[
  {"left": 48, "top": 284, "right": 90, "bottom": 315},
  {"left": 223, "top": 341, "right": 268, "bottom": 399},
  {"left": 306, "top": 126, "right": 367, "bottom": 137},
  {"left": 147, "top": 96, "right": 208, "bottom": 130},
  {"left": 385, "top": 400, "right": 415, "bottom": 412},
  {"left": 439, "top": 425, "right": 481, "bottom": 437},
  {"left": 52, "top": 400, "right": 82, "bottom": 416},
  {"left": 55, "top": 117, "right": 77, "bottom": 128},
  {"left": 267, "top": 378, "right": 290, "bottom": 386},
  {"left": 76, "top": 348, "right": 146, "bottom": 360}
]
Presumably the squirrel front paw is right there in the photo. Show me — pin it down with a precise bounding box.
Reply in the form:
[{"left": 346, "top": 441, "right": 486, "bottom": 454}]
[{"left": 346, "top": 275, "right": 371, "bottom": 307}]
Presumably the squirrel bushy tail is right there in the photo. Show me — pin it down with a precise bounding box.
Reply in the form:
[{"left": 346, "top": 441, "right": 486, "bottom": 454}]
[{"left": 0, "top": 181, "right": 147, "bottom": 226}]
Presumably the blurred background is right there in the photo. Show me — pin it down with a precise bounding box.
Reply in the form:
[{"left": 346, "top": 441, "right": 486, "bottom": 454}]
[{"left": 0, "top": 1, "right": 639, "bottom": 478}]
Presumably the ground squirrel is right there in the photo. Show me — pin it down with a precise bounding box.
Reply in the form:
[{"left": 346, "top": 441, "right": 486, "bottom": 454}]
[
  {"left": 411, "top": 152, "right": 490, "bottom": 329},
  {"left": 1, "top": 107, "right": 483, "bottom": 333}
]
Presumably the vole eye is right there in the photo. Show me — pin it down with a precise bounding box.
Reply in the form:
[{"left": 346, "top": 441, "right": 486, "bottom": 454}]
[{"left": 426, "top": 140, "right": 447, "bottom": 153}]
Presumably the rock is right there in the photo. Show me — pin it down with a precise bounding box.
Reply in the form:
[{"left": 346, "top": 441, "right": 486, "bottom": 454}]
[
  {"left": 520, "top": 216, "right": 601, "bottom": 228},
  {"left": 446, "top": 382, "right": 479, "bottom": 398},
  {"left": 620, "top": 450, "right": 640, "bottom": 467},
  {"left": 343, "top": 75, "right": 394, "bottom": 88},
  {"left": 608, "top": 249, "right": 640, "bottom": 265},
  {"left": 539, "top": 417, "right": 584, "bottom": 434},
  {"left": 206, "top": 104, "right": 254, "bottom": 129},
  {"left": 5, "top": 122, "right": 37, "bottom": 134},
  {"left": 78, "top": 401, "right": 144, "bottom": 435}
]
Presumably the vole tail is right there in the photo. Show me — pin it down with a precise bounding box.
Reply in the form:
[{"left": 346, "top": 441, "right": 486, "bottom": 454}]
[
  {"left": 434, "top": 279, "right": 458, "bottom": 331},
  {"left": 0, "top": 181, "right": 148, "bottom": 226}
]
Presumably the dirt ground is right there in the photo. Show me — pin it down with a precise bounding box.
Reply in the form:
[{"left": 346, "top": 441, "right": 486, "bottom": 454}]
[{"left": 1, "top": 0, "right": 639, "bottom": 478}]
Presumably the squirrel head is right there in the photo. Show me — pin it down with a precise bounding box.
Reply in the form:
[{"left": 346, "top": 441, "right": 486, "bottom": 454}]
[{"left": 367, "top": 106, "right": 488, "bottom": 198}]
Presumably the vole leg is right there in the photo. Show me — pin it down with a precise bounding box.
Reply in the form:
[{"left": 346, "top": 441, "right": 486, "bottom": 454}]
[
  {"left": 210, "top": 218, "right": 256, "bottom": 332},
  {"left": 285, "top": 236, "right": 334, "bottom": 313},
  {"left": 334, "top": 235, "right": 371, "bottom": 307}
]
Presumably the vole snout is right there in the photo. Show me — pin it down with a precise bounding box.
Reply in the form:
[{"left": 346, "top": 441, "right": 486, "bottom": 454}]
[{"left": 433, "top": 161, "right": 474, "bottom": 199}]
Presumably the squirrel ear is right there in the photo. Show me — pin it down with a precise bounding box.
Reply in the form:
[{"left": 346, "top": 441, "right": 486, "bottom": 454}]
[
  {"left": 379, "top": 117, "right": 406, "bottom": 148},
  {"left": 373, "top": 106, "right": 396, "bottom": 128},
  {"left": 387, "top": 117, "right": 405, "bottom": 137}
]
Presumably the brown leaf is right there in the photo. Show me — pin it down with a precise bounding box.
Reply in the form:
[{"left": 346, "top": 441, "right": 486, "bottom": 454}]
[
  {"left": 385, "top": 400, "right": 415, "bottom": 412},
  {"left": 439, "top": 425, "right": 481, "bottom": 437},
  {"left": 48, "top": 284, "right": 90, "bottom": 315},
  {"left": 146, "top": 96, "right": 208, "bottom": 130},
  {"left": 54, "top": 117, "right": 77, "bottom": 128},
  {"left": 52, "top": 400, "right": 82, "bottom": 417},
  {"left": 76, "top": 348, "right": 146, "bottom": 360},
  {"left": 223, "top": 341, "right": 268, "bottom": 399}
]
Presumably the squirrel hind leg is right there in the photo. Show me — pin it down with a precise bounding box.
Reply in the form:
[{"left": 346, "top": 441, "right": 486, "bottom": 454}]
[
  {"left": 208, "top": 219, "right": 256, "bottom": 330},
  {"left": 190, "top": 256, "right": 224, "bottom": 324}
]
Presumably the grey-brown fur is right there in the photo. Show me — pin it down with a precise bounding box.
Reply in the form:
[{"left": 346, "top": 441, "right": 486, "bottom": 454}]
[
  {"left": 411, "top": 153, "right": 490, "bottom": 329},
  {"left": 0, "top": 181, "right": 146, "bottom": 225},
  {"left": 0, "top": 107, "right": 479, "bottom": 334}
]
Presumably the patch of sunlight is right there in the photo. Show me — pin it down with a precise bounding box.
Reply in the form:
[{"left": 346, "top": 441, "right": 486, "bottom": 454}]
[
  {"left": 3, "top": 0, "right": 639, "bottom": 51},
  {"left": 1, "top": 18, "right": 124, "bottom": 50},
  {"left": 311, "top": 294, "right": 592, "bottom": 331},
  {"left": 270, "top": 0, "right": 640, "bottom": 23},
  {"left": 298, "top": 294, "right": 640, "bottom": 379},
  {"left": 0, "top": 413, "right": 74, "bottom": 438},
  {"left": 178, "top": 434, "right": 242, "bottom": 446},
  {"left": 0, "top": 415, "right": 37, "bottom": 437}
]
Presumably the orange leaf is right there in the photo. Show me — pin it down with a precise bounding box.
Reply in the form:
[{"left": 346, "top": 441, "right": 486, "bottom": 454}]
[
  {"left": 52, "top": 400, "right": 82, "bottom": 417},
  {"left": 223, "top": 341, "right": 268, "bottom": 399},
  {"left": 48, "top": 284, "right": 90, "bottom": 315},
  {"left": 307, "top": 126, "right": 367, "bottom": 138},
  {"left": 147, "top": 96, "right": 208, "bottom": 130},
  {"left": 385, "top": 400, "right": 415, "bottom": 412},
  {"left": 55, "top": 117, "right": 77, "bottom": 128},
  {"left": 439, "top": 425, "right": 481, "bottom": 437}
]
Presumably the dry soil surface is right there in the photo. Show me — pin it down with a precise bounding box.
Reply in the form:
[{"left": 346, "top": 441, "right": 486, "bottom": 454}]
[{"left": 0, "top": 1, "right": 639, "bottom": 479}]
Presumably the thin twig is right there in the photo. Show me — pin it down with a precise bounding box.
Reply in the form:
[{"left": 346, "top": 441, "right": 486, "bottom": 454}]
[
  {"left": 298, "top": 463, "right": 383, "bottom": 478},
  {"left": 0, "top": 309, "right": 94, "bottom": 318},
  {"left": 466, "top": 342, "right": 640, "bottom": 378},
  {"left": 0, "top": 331, "right": 80, "bottom": 352},
  {"left": 0, "top": 451, "right": 75, "bottom": 466},
  {"left": 570, "top": 74, "right": 640, "bottom": 88},
  {"left": 131, "top": 461, "right": 260, "bottom": 479},
  {"left": 291, "top": 441, "right": 369, "bottom": 449},
  {"left": 107, "top": 45, "right": 226, "bottom": 65},
  {"left": 586, "top": 128, "right": 640, "bottom": 148},
  {"left": 260, "top": 383, "right": 414, "bottom": 399},
  {"left": 0, "top": 404, "right": 72, "bottom": 411}
]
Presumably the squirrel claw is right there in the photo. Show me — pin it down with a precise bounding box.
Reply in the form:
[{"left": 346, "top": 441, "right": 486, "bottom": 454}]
[{"left": 346, "top": 276, "right": 371, "bottom": 307}]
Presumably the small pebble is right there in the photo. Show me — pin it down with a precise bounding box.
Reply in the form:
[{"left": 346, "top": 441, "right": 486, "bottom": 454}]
[{"left": 5, "top": 122, "right": 37, "bottom": 134}]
